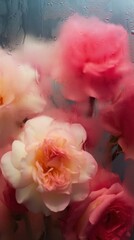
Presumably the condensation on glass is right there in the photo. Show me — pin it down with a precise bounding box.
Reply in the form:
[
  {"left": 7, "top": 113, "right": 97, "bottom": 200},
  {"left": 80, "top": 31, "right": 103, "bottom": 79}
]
[{"left": 0, "top": 0, "right": 134, "bottom": 61}]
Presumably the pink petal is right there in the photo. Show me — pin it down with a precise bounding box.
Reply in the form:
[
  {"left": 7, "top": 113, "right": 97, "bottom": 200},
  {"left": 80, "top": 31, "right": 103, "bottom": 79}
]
[{"left": 71, "top": 182, "right": 89, "bottom": 202}]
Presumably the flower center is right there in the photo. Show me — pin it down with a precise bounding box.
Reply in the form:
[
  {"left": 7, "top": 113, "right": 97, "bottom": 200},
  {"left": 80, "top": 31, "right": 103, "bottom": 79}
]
[
  {"left": 103, "top": 209, "right": 120, "bottom": 230},
  {"left": 36, "top": 139, "right": 66, "bottom": 173},
  {"left": 34, "top": 139, "right": 70, "bottom": 190}
]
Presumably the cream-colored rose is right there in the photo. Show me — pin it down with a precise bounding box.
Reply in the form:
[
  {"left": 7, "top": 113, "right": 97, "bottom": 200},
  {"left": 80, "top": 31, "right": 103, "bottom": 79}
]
[
  {"left": 0, "top": 49, "right": 45, "bottom": 146},
  {"left": 1, "top": 116, "right": 97, "bottom": 213}
]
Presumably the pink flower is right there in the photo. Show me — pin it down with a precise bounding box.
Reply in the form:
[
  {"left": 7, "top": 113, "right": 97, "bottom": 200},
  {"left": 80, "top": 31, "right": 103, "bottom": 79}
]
[
  {"left": 0, "top": 116, "right": 97, "bottom": 213},
  {"left": 55, "top": 14, "right": 131, "bottom": 101},
  {"left": 62, "top": 168, "right": 134, "bottom": 240},
  {"left": 101, "top": 83, "right": 134, "bottom": 159},
  {"left": 0, "top": 49, "right": 45, "bottom": 147}
]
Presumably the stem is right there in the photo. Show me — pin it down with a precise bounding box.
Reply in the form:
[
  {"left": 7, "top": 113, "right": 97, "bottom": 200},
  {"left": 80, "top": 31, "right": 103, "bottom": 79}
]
[
  {"left": 44, "top": 216, "right": 63, "bottom": 240},
  {"left": 23, "top": 214, "right": 35, "bottom": 240},
  {"left": 44, "top": 216, "right": 51, "bottom": 240}
]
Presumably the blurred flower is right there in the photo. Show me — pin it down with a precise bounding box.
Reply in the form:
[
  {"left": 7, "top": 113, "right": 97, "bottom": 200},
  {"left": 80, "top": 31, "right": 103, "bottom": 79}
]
[
  {"left": 54, "top": 14, "right": 131, "bottom": 101},
  {"left": 14, "top": 37, "right": 57, "bottom": 99},
  {"left": 101, "top": 83, "right": 134, "bottom": 159},
  {"left": 62, "top": 168, "right": 134, "bottom": 240},
  {"left": 0, "top": 49, "right": 45, "bottom": 147},
  {"left": 0, "top": 116, "right": 97, "bottom": 213}
]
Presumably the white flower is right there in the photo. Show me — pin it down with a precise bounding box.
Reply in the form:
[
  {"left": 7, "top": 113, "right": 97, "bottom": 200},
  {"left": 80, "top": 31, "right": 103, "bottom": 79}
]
[
  {"left": 0, "top": 49, "right": 45, "bottom": 146},
  {"left": 1, "top": 116, "right": 97, "bottom": 213}
]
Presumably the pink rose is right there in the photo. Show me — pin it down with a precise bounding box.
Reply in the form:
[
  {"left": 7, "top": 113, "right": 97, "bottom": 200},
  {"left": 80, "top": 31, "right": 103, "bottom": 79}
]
[
  {"left": 62, "top": 169, "right": 134, "bottom": 240},
  {"left": 54, "top": 14, "right": 131, "bottom": 101},
  {"left": 101, "top": 83, "right": 134, "bottom": 159}
]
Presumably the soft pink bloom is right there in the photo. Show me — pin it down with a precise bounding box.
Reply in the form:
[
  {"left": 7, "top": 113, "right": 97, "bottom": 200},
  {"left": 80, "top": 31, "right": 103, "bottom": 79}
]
[
  {"left": 0, "top": 49, "right": 45, "bottom": 147},
  {"left": 101, "top": 83, "right": 134, "bottom": 159},
  {"left": 62, "top": 168, "right": 134, "bottom": 240},
  {"left": 0, "top": 116, "right": 97, "bottom": 213},
  {"left": 54, "top": 14, "right": 131, "bottom": 101}
]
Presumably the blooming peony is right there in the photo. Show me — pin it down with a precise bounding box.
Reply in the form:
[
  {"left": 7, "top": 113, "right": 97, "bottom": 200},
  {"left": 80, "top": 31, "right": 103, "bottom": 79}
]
[
  {"left": 0, "top": 116, "right": 97, "bottom": 213},
  {"left": 0, "top": 49, "right": 45, "bottom": 147},
  {"left": 54, "top": 14, "right": 131, "bottom": 101},
  {"left": 62, "top": 168, "right": 134, "bottom": 240}
]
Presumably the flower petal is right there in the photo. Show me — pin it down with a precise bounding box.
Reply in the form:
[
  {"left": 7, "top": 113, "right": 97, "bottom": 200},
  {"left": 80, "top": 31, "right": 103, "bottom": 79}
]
[
  {"left": 16, "top": 184, "right": 48, "bottom": 214},
  {"left": 11, "top": 140, "right": 27, "bottom": 169},
  {"left": 44, "top": 192, "right": 70, "bottom": 212},
  {"left": 79, "top": 151, "right": 98, "bottom": 183},
  {"left": 71, "top": 182, "right": 89, "bottom": 201},
  {"left": 20, "top": 116, "right": 54, "bottom": 144},
  {"left": 1, "top": 152, "right": 22, "bottom": 188},
  {"left": 70, "top": 123, "right": 87, "bottom": 148}
]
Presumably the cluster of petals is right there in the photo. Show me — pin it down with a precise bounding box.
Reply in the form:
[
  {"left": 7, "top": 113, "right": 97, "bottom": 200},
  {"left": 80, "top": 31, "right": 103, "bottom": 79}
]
[
  {"left": 0, "top": 116, "right": 97, "bottom": 213},
  {"left": 0, "top": 49, "right": 45, "bottom": 146},
  {"left": 54, "top": 14, "right": 131, "bottom": 101},
  {"left": 101, "top": 82, "right": 134, "bottom": 159},
  {"left": 62, "top": 168, "right": 134, "bottom": 240}
]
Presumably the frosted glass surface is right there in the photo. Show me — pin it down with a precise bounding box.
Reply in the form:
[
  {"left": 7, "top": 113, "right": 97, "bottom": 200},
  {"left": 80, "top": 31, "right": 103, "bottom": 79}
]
[{"left": 0, "top": 0, "right": 134, "bottom": 61}]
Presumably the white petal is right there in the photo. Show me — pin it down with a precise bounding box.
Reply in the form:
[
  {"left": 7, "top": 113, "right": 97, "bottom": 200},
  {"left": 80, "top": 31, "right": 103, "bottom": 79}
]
[
  {"left": 17, "top": 91, "right": 45, "bottom": 114},
  {"left": 43, "top": 192, "right": 70, "bottom": 212},
  {"left": 11, "top": 140, "right": 27, "bottom": 169},
  {"left": 1, "top": 152, "right": 22, "bottom": 188},
  {"left": 16, "top": 184, "right": 44, "bottom": 213},
  {"left": 79, "top": 151, "right": 98, "bottom": 182},
  {"left": 20, "top": 116, "right": 54, "bottom": 143},
  {"left": 1, "top": 151, "right": 32, "bottom": 188},
  {"left": 70, "top": 123, "right": 87, "bottom": 148},
  {"left": 71, "top": 182, "right": 89, "bottom": 202},
  {"left": 46, "top": 122, "right": 86, "bottom": 148},
  {"left": 19, "top": 127, "right": 38, "bottom": 146}
]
